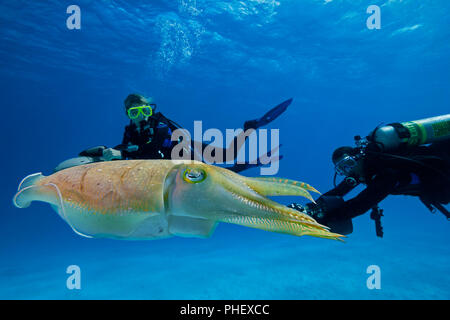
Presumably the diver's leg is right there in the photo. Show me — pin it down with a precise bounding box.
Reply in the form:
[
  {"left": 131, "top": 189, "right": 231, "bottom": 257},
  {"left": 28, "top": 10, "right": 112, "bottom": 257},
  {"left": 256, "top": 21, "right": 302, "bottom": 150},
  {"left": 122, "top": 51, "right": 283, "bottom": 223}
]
[
  {"left": 196, "top": 99, "right": 291, "bottom": 165},
  {"left": 195, "top": 129, "right": 256, "bottom": 163},
  {"left": 227, "top": 99, "right": 291, "bottom": 162}
]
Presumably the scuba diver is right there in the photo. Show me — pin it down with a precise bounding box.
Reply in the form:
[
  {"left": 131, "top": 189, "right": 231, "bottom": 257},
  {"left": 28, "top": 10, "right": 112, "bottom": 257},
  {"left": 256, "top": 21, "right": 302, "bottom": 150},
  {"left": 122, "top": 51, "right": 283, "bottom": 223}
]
[
  {"left": 289, "top": 115, "right": 450, "bottom": 237},
  {"left": 56, "top": 93, "right": 291, "bottom": 173}
]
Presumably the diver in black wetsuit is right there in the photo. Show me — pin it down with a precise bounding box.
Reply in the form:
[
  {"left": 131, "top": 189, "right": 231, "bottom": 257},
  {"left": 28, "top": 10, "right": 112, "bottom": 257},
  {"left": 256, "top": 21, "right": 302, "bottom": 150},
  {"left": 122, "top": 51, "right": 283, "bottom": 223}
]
[
  {"left": 289, "top": 115, "right": 450, "bottom": 236},
  {"left": 99, "top": 93, "right": 290, "bottom": 173}
]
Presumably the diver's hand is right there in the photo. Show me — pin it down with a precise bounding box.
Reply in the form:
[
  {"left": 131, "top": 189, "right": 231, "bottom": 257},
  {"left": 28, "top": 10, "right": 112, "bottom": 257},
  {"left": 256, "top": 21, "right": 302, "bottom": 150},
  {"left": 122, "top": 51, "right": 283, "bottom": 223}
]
[
  {"left": 288, "top": 203, "right": 307, "bottom": 213},
  {"left": 289, "top": 202, "right": 325, "bottom": 222},
  {"left": 102, "top": 148, "right": 122, "bottom": 161}
]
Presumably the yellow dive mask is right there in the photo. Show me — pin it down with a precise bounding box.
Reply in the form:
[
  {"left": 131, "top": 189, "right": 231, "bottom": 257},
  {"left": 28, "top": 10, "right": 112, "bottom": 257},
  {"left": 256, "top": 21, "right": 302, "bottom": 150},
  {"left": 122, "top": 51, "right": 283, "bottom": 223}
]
[{"left": 127, "top": 105, "right": 155, "bottom": 119}]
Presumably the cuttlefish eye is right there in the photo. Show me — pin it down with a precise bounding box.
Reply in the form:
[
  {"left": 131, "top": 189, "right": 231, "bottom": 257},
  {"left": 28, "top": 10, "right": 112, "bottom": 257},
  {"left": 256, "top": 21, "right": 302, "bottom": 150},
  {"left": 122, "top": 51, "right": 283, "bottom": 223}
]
[{"left": 183, "top": 168, "right": 207, "bottom": 183}]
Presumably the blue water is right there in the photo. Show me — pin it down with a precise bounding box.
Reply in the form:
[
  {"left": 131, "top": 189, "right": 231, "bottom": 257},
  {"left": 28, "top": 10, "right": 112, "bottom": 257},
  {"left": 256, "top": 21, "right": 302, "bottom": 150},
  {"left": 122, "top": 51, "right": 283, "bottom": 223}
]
[{"left": 1, "top": 0, "right": 449, "bottom": 299}]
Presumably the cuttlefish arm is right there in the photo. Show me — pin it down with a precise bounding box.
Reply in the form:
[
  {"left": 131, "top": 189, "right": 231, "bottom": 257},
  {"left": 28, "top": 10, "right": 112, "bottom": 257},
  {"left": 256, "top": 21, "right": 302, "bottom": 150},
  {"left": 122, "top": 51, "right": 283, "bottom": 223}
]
[
  {"left": 13, "top": 160, "right": 344, "bottom": 241},
  {"left": 214, "top": 167, "right": 320, "bottom": 202},
  {"left": 246, "top": 177, "right": 321, "bottom": 197}
]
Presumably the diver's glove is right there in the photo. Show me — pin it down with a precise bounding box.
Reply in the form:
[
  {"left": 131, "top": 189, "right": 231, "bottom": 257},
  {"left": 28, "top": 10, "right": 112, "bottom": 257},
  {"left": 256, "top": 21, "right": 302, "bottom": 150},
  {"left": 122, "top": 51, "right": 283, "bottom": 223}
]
[
  {"left": 79, "top": 145, "right": 107, "bottom": 157},
  {"left": 244, "top": 98, "right": 292, "bottom": 131},
  {"left": 288, "top": 202, "right": 326, "bottom": 224},
  {"left": 288, "top": 203, "right": 307, "bottom": 213},
  {"left": 289, "top": 196, "right": 353, "bottom": 235},
  {"left": 102, "top": 148, "right": 122, "bottom": 161},
  {"left": 289, "top": 196, "right": 345, "bottom": 223}
]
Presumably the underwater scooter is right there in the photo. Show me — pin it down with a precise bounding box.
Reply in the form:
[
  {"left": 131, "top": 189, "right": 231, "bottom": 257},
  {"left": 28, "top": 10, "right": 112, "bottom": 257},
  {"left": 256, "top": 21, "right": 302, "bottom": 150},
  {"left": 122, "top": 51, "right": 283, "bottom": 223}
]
[{"left": 54, "top": 145, "right": 139, "bottom": 172}]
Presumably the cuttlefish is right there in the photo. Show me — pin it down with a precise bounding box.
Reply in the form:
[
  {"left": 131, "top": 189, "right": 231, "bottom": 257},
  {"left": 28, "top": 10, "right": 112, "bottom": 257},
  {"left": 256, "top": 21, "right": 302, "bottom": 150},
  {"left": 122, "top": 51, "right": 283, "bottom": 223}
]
[{"left": 13, "top": 160, "right": 344, "bottom": 241}]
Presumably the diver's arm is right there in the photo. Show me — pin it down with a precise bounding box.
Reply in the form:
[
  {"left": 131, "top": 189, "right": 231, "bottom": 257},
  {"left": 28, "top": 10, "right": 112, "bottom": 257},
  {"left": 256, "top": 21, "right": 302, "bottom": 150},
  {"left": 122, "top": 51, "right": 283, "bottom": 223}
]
[
  {"left": 111, "top": 125, "right": 138, "bottom": 159},
  {"left": 294, "top": 179, "right": 358, "bottom": 214},
  {"left": 292, "top": 171, "right": 396, "bottom": 225},
  {"left": 323, "top": 178, "right": 359, "bottom": 197},
  {"left": 331, "top": 172, "right": 398, "bottom": 220}
]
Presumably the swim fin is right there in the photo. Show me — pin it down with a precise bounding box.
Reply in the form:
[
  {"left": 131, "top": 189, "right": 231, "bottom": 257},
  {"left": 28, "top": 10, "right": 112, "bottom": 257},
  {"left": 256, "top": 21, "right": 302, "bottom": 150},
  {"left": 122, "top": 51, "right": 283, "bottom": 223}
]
[{"left": 244, "top": 98, "right": 293, "bottom": 131}]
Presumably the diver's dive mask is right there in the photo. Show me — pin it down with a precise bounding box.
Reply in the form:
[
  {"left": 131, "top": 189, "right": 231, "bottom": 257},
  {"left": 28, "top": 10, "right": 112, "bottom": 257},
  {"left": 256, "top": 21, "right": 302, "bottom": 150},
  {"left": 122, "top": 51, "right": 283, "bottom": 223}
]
[
  {"left": 334, "top": 155, "right": 358, "bottom": 176},
  {"left": 127, "top": 104, "right": 156, "bottom": 119}
]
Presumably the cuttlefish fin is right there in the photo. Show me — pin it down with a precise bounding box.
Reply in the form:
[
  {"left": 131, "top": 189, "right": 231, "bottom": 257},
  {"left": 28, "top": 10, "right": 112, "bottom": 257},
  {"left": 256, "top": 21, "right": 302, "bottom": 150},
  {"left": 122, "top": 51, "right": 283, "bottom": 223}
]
[
  {"left": 13, "top": 172, "right": 92, "bottom": 238},
  {"left": 168, "top": 216, "right": 218, "bottom": 238},
  {"left": 14, "top": 173, "right": 52, "bottom": 208},
  {"left": 242, "top": 177, "right": 321, "bottom": 203},
  {"left": 16, "top": 172, "right": 45, "bottom": 192}
]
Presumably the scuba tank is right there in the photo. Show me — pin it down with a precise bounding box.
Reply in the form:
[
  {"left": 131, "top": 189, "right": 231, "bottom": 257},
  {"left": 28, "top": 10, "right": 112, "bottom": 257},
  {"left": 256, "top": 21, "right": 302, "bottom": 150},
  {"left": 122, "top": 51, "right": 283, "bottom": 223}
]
[
  {"left": 371, "top": 114, "right": 450, "bottom": 151},
  {"left": 350, "top": 114, "right": 450, "bottom": 235}
]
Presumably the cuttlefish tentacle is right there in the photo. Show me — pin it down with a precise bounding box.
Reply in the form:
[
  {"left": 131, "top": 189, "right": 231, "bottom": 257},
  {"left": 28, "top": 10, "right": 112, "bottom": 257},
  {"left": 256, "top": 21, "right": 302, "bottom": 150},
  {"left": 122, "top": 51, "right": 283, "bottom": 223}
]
[
  {"left": 211, "top": 167, "right": 319, "bottom": 224},
  {"left": 225, "top": 189, "right": 328, "bottom": 229},
  {"left": 221, "top": 216, "right": 343, "bottom": 241},
  {"left": 214, "top": 166, "right": 320, "bottom": 202},
  {"left": 247, "top": 177, "right": 321, "bottom": 196},
  {"left": 13, "top": 160, "right": 344, "bottom": 241},
  {"left": 213, "top": 173, "right": 322, "bottom": 226},
  {"left": 168, "top": 162, "right": 343, "bottom": 240},
  {"left": 205, "top": 169, "right": 342, "bottom": 240}
]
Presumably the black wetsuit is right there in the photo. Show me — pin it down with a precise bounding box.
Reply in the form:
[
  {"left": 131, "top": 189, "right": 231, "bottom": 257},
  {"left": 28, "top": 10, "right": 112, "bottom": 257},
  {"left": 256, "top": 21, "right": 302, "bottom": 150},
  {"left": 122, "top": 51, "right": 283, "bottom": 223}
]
[
  {"left": 114, "top": 112, "right": 264, "bottom": 173},
  {"left": 299, "top": 140, "right": 450, "bottom": 234},
  {"left": 115, "top": 112, "right": 176, "bottom": 160}
]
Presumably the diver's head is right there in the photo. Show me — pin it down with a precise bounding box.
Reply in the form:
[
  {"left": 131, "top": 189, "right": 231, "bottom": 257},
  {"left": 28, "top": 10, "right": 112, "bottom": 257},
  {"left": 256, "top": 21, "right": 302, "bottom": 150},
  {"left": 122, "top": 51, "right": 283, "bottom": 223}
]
[
  {"left": 124, "top": 93, "right": 156, "bottom": 123},
  {"left": 332, "top": 146, "right": 365, "bottom": 180}
]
